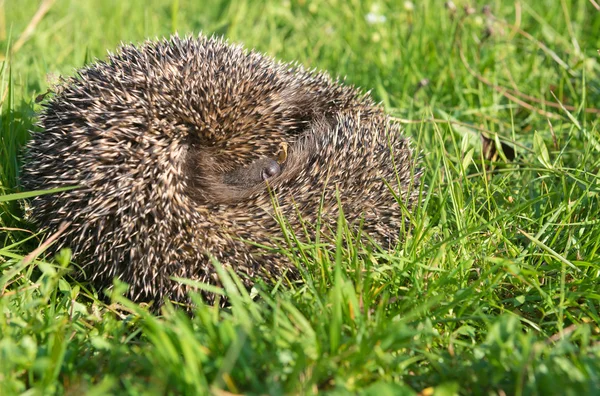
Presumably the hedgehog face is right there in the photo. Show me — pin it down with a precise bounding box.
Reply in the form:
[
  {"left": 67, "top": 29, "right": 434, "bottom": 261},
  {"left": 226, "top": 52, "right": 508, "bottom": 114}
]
[{"left": 190, "top": 154, "right": 283, "bottom": 204}]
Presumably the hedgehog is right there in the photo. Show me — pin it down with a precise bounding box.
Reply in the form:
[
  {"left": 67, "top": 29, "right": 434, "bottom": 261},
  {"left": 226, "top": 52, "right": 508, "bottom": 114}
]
[{"left": 20, "top": 34, "right": 420, "bottom": 306}]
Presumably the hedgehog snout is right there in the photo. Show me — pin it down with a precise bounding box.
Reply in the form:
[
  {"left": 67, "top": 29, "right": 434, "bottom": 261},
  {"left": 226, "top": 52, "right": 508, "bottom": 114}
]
[
  {"left": 260, "top": 159, "right": 281, "bottom": 181},
  {"left": 224, "top": 157, "right": 281, "bottom": 187}
]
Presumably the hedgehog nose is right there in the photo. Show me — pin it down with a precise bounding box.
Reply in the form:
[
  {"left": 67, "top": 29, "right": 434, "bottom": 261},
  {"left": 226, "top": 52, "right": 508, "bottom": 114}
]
[{"left": 261, "top": 160, "right": 281, "bottom": 181}]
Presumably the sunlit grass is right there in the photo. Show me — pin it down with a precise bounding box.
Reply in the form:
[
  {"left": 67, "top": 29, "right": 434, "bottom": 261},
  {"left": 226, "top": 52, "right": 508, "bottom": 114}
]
[{"left": 1, "top": 0, "right": 599, "bottom": 394}]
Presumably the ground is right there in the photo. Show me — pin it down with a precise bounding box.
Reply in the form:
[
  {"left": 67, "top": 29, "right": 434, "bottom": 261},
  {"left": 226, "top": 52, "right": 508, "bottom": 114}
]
[{"left": 1, "top": 0, "right": 599, "bottom": 394}]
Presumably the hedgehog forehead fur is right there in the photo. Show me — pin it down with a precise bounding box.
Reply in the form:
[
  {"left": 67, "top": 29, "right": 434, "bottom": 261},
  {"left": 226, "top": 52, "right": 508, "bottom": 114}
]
[{"left": 21, "top": 34, "right": 421, "bottom": 305}]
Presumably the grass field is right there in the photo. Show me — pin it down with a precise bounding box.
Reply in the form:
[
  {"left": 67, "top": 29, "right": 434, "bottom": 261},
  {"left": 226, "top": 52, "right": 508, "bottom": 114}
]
[{"left": 1, "top": 0, "right": 600, "bottom": 394}]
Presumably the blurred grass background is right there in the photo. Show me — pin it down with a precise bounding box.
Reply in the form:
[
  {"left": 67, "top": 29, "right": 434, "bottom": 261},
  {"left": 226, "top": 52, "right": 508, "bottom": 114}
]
[{"left": 1, "top": 0, "right": 599, "bottom": 394}]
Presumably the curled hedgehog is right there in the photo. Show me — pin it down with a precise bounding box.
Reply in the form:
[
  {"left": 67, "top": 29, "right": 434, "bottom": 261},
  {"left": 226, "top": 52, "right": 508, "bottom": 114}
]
[{"left": 21, "top": 35, "right": 420, "bottom": 305}]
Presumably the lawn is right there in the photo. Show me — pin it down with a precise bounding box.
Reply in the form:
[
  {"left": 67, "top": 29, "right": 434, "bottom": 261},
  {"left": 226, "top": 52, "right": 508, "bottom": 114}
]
[{"left": 1, "top": 0, "right": 599, "bottom": 394}]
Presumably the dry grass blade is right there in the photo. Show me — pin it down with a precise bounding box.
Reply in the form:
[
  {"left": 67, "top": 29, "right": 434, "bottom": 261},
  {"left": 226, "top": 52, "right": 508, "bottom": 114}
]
[
  {"left": 392, "top": 117, "right": 529, "bottom": 152},
  {"left": 469, "top": 58, "right": 599, "bottom": 116},
  {"left": 0, "top": 227, "right": 35, "bottom": 234},
  {"left": 457, "top": 42, "right": 560, "bottom": 119},
  {"left": 21, "top": 221, "right": 70, "bottom": 265},
  {"left": 10, "top": 0, "right": 55, "bottom": 55},
  {"left": 492, "top": 11, "right": 573, "bottom": 72},
  {"left": 457, "top": 12, "right": 599, "bottom": 117}
]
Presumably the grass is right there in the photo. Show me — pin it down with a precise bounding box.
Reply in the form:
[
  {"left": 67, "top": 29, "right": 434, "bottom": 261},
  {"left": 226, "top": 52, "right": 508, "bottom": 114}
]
[{"left": 1, "top": 0, "right": 599, "bottom": 394}]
